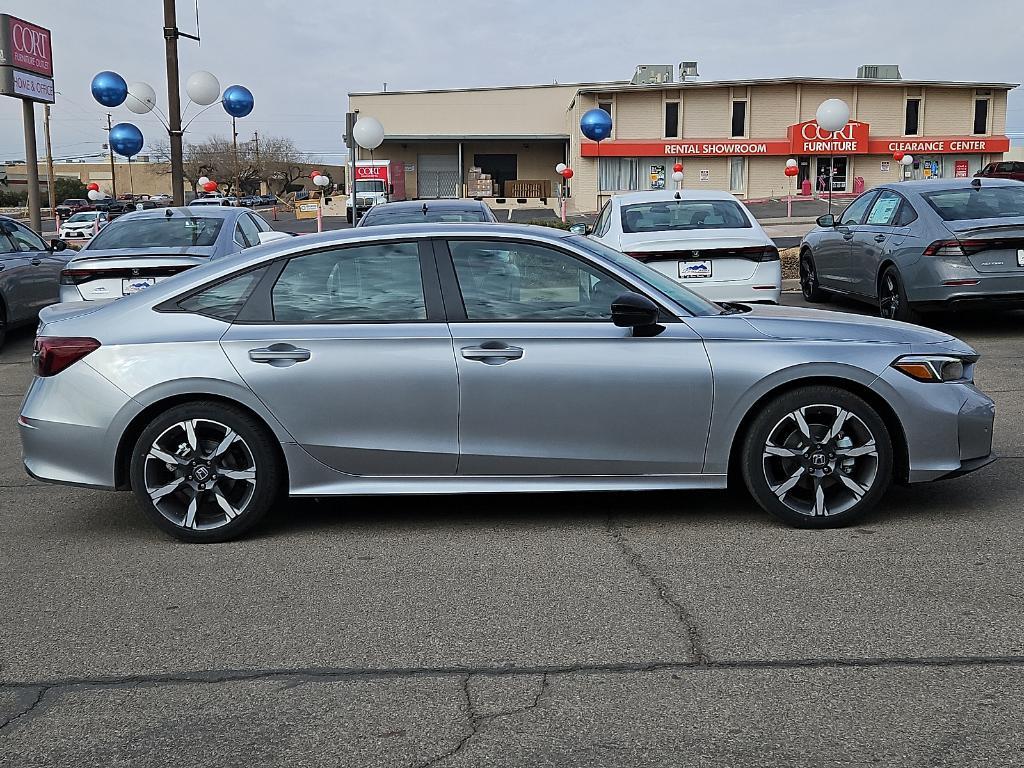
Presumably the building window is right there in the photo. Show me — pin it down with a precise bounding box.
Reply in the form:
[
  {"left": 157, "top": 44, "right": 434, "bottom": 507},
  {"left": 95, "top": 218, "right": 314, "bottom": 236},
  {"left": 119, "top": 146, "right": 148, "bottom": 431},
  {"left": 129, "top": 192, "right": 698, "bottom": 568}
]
[
  {"left": 973, "top": 98, "right": 989, "bottom": 135},
  {"left": 599, "top": 157, "right": 674, "bottom": 192},
  {"left": 598, "top": 100, "right": 612, "bottom": 116},
  {"left": 729, "top": 157, "right": 745, "bottom": 193},
  {"left": 731, "top": 101, "right": 747, "bottom": 138},
  {"left": 665, "top": 101, "right": 679, "bottom": 138},
  {"left": 904, "top": 98, "right": 920, "bottom": 135}
]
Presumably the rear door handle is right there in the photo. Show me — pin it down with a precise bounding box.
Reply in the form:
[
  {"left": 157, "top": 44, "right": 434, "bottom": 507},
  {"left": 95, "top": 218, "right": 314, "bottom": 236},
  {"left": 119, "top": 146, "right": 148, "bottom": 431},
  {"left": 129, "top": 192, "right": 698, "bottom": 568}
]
[
  {"left": 842, "top": 233, "right": 854, "bottom": 241},
  {"left": 461, "top": 343, "right": 523, "bottom": 364},
  {"left": 874, "top": 234, "right": 886, "bottom": 243},
  {"left": 248, "top": 344, "right": 311, "bottom": 365},
  {"left": 31, "top": 258, "right": 42, "bottom": 265}
]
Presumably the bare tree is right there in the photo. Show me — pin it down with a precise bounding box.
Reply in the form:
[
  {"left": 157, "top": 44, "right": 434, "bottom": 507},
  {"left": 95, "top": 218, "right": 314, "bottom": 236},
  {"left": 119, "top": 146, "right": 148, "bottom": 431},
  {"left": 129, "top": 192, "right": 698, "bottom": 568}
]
[{"left": 154, "top": 135, "right": 307, "bottom": 196}]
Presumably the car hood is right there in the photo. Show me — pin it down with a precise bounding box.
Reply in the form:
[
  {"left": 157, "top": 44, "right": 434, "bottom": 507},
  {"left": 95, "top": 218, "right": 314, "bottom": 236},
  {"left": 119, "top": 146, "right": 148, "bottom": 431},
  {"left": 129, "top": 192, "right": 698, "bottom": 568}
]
[
  {"left": 737, "top": 303, "right": 961, "bottom": 345},
  {"left": 618, "top": 229, "right": 768, "bottom": 252}
]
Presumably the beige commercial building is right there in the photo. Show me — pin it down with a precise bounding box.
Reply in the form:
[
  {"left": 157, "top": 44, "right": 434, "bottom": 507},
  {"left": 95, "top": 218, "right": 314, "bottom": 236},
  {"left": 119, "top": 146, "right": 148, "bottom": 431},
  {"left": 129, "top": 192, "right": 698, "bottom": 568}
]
[{"left": 349, "top": 67, "right": 1016, "bottom": 214}]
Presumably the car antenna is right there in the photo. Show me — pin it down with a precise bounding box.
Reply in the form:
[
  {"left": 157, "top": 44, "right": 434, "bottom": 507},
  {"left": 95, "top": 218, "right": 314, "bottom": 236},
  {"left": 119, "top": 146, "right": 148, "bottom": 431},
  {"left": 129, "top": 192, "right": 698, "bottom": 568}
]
[
  {"left": 422, "top": 202, "right": 428, "bottom": 216},
  {"left": 674, "top": 191, "right": 681, "bottom": 200},
  {"left": 165, "top": 207, "right": 173, "bottom": 217}
]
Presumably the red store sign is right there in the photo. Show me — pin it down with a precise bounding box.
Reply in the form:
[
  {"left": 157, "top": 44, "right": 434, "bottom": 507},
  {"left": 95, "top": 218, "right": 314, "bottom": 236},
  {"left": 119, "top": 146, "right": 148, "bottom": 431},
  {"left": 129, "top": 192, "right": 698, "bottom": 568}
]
[
  {"left": 0, "top": 15, "right": 53, "bottom": 77},
  {"left": 355, "top": 165, "right": 387, "bottom": 179},
  {"left": 581, "top": 119, "right": 1011, "bottom": 157}
]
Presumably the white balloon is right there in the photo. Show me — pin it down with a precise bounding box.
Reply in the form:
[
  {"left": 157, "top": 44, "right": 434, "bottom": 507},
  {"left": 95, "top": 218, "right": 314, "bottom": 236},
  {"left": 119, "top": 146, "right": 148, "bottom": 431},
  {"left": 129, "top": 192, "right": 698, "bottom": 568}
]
[
  {"left": 87, "top": 189, "right": 102, "bottom": 201},
  {"left": 185, "top": 71, "right": 221, "bottom": 106},
  {"left": 352, "top": 116, "right": 384, "bottom": 150},
  {"left": 671, "top": 171, "right": 684, "bottom": 182},
  {"left": 314, "top": 175, "right": 330, "bottom": 186},
  {"left": 555, "top": 163, "right": 567, "bottom": 174},
  {"left": 901, "top": 154, "right": 914, "bottom": 166},
  {"left": 126, "top": 81, "right": 157, "bottom": 114},
  {"left": 815, "top": 98, "right": 850, "bottom": 133},
  {"left": 198, "top": 176, "right": 210, "bottom": 186},
  {"left": 785, "top": 158, "right": 798, "bottom": 168}
]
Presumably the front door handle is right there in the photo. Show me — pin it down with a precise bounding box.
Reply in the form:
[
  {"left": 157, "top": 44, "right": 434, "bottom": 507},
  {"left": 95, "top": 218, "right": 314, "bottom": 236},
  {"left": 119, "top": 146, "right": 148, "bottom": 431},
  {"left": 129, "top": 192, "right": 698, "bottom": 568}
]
[
  {"left": 248, "top": 343, "right": 311, "bottom": 366},
  {"left": 461, "top": 343, "right": 523, "bottom": 364},
  {"left": 31, "top": 258, "right": 42, "bottom": 266},
  {"left": 842, "top": 232, "right": 854, "bottom": 241},
  {"left": 874, "top": 234, "right": 886, "bottom": 243}
]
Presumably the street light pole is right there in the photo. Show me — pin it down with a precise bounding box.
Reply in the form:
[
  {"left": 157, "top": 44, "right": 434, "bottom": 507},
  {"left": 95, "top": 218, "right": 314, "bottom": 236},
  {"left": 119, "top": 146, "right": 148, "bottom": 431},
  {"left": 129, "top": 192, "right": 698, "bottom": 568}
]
[
  {"left": 232, "top": 116, "right": 240, "bottom": 196},
  {"left": 163, "top": 0, "right": 185, "bottom": 205}
]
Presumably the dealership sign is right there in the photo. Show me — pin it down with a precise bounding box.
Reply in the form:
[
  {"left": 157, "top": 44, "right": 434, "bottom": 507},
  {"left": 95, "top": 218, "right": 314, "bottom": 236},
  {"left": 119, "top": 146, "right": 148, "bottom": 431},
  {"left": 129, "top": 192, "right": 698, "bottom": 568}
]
[
  {"left": 0, "top": 15, "right": 52, "bottom": 77},
  {"left": 355, "top": 165, "right": 388, "bottom": 179},
  {"left": 788, "top": 119, "right": 870, "bottom": 154},
  {"left": 0, "top": 67, "right": 54, "bottom": 103}
]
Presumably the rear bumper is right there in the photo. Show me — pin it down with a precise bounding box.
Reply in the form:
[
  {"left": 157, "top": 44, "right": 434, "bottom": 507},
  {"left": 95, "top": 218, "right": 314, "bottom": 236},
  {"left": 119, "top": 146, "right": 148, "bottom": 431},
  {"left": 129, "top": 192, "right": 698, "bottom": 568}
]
[
  {"left": 666, "top": 261, "right": 782, "bottom": 304},
  {"left": 906, "top": 269, "right": 1024, "bottom": 310}
]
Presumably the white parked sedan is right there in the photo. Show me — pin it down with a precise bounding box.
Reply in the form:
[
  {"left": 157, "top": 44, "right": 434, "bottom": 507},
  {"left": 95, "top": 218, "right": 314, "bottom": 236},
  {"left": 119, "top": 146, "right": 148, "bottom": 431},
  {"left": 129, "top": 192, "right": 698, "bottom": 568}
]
[
  {"left": 58, "top": 211, "right": 108, "bottom": 241},
  {"left": 578, "top": 190, "right": 781, "bottom": 304}
]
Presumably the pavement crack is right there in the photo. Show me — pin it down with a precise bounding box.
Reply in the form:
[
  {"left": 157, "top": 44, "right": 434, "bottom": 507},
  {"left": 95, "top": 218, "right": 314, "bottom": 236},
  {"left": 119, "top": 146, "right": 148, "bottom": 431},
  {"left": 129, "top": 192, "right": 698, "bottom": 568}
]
[
  {"left": 413, "top": 674, "right": 476, "bottom": 768},
  {"left": 605, "top": 516, "right": 710, "bottom": 666},
  {"left": 0, "top": 685, "right": 48, "bottom": 734}
]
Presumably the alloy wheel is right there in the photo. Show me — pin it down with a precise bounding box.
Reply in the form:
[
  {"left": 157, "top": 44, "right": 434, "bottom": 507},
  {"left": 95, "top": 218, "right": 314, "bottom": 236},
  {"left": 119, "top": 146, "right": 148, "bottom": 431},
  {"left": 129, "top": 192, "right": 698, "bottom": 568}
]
[
  {"left": 143, "top": 418, "right": 257, "bottom": 531},
  {"left": 879, "top": 273, "right": 900, "bottom": 319},
  {"left": 799, "top": 257, "right": 815, "bottom": 299},
  {"left": 761, "top": 404, "right": 879, "bottom": 518}
]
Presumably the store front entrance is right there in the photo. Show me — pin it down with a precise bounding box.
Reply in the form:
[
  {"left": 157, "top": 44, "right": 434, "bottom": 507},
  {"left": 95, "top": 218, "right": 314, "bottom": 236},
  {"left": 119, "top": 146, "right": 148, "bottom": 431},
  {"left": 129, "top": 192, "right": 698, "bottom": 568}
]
[{"left": 816, "top": 156, "right": 848, "bottom": 192}]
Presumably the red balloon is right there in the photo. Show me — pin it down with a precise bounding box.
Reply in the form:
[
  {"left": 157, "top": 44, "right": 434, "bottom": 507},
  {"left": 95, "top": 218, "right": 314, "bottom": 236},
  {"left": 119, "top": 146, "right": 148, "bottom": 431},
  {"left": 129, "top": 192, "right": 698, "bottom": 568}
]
[
  {"left": 310, "top": 170, "right": 321, "bottom": 179},
  {"left": 673, "top": 163, "right": 683, "bottom": 173},
  {"left": 561, "top": 168, "right": 574, "bottom": 179},
  {"left": 893, "top": 151, "right": 905, "bottom": 162},
  {"left": 86, "top": 182, "right": 100, "bottom": 191},
  {"left": 203, "top": 181, "right": 218, "bottom": 192},
  {"left": 784, "top": 166, "right": 799, "bottom": 177}
]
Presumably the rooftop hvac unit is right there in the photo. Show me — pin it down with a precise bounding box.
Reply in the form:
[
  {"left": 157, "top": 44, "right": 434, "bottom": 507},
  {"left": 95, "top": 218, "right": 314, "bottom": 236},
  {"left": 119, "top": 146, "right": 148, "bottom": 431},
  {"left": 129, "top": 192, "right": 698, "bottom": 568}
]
[
  {"left": 857, "top": 64, "right": 902, "bottom": 80},
  {"left": 631, "top": 65, "right": 674, "bottom": 85},
  {"left": 679, "top": 62, "right": 699, "bottom": 81}
]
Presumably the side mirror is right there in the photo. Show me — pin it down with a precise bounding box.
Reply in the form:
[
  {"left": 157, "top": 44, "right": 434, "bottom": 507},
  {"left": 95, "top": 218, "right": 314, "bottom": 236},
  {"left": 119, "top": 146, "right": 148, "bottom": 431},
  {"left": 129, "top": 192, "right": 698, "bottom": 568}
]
[
  {"left": 816, "top": 213, "right": 837, "bottom": 228},
  {"left": 611, "top": 292, "right": 662, "bottom": 336},
  {"left": 49, "top": 238, "right": 68, "bottom": 252},
  {"left": 388, "top": 183, "right": 394, "bottom": 196},
  {"left": 568, "top": 222, "right": 590, "bottom": 235}
]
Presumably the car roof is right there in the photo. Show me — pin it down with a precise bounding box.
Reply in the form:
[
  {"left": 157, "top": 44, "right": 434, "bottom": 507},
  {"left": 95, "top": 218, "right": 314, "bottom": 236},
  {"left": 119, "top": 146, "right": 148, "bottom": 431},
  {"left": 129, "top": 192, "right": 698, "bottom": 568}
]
[
  {"left": 612, "top": 189, "right": 741, "bottom": 205},
  {"left": 118, "top": 206, "right": 244, "bottom": 221},
  {"left": 886, "top": 178, "right": 1023, "bottom": 193},
  {"left": 369, "top": 199, "right": 488, "bottom": 212},
  {"left": 297, "top": 221, "right": 573, "bottom": 246}
]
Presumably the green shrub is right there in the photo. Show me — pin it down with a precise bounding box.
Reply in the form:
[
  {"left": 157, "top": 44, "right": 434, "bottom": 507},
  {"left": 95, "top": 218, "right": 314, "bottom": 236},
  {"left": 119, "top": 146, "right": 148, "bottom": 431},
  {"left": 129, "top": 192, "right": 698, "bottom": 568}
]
[
  {"left": 0, "top": 189, "right": 27, "bottom": 207},
  {"left": 53, "top": 177, "right": 88, "bottom": 202},
  {"left": 523, "top": 219, "right": 573, "bottom": 230}
]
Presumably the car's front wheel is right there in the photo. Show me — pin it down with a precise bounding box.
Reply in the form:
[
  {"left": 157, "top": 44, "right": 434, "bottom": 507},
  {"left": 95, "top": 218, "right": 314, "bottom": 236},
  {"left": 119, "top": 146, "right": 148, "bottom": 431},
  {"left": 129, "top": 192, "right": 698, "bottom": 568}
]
[
  {"left": 129, "top": 402, "right": 283, "bottom": 542},
  {"left": 799, "top": 249, "right": 827, "bottom": 302},
  {"left": 741, "top": 386, "right": 894, "bottom": 528}
]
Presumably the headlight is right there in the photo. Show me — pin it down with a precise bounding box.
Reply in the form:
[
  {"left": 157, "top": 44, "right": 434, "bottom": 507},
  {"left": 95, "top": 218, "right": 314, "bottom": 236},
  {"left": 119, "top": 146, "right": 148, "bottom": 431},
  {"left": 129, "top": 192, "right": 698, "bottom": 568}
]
[{"left": 892, "top": 355, "right": 973, "bottom": 383}]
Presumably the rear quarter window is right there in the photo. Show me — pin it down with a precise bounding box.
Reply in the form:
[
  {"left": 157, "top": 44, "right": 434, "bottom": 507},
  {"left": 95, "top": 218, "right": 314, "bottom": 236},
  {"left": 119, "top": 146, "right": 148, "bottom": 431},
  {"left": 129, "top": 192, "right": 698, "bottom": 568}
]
[{"left": 176, "top": 267, "right": 267, "bottom": 321}]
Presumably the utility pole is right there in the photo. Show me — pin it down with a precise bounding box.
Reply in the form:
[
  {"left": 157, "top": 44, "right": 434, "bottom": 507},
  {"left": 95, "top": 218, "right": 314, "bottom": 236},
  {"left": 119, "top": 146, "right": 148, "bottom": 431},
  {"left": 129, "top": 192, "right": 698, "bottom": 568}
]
[
  {"left": 22, "top": 100, "right": 42, "bottom": 234},
  {"left": 106, "top": 113, "right": 118, "bottom": 199},
  {"left": 163, "top": 0, "right": 185, "bottom": 205},
  {"left": 252, "top": 130, "right": 261, "bottom": 194},
  {"left": 346, "top": 110, "right": 358, "bottom": 220},
  {"left": 43, "top": 104, "right": 56, "bottom": 217}
]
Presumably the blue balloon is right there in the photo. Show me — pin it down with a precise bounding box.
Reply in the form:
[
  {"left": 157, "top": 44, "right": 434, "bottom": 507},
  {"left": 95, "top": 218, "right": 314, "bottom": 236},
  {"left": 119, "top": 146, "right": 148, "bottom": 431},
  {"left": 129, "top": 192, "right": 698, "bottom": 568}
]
[
  {"left": 91, "top": 71, "right": 128, "bottom": 108},
  {"left": 222, "top": 85, "right": 254, "bottom": 118},
  {"left": 109, "top": 122, "right": 144, "bottom": 158},
  {"left": 580, "top": 108, "right": 613, "bottom": 142}
]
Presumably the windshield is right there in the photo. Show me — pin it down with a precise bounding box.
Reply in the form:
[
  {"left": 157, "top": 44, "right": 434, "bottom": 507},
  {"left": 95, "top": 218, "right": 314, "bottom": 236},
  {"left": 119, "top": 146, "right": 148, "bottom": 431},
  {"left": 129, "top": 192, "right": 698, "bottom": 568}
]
[
  {"left": 920, "top": 185, "right": 1024, "bottom": 221},
  {"left": 355, "top": 180, "right": 386, "bottom": 193},
  {"left": 361, "top": 208, "right": 488, "bottom": 226},
  {"left": 67, "top": 212, "right": 100, "bottom": 222},
  {"left": 88, "top": 216, "right": 224, "bottom": 249},
  {"left": 620, "top": 199, "right": 752, "bottom": 233},
  {"left": 568, "top": 236, "right": 723, "bottom": 316}
]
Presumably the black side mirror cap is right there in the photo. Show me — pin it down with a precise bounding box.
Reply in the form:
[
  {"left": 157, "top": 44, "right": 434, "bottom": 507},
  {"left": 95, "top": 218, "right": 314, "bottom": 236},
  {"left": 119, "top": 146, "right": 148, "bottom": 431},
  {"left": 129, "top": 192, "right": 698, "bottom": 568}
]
[
  {"left": 611, "top": 292, "right": 663, "bottom": 336},
  {"left": 816, "top": 214, "right": 837, "bottom": 227},
  {"left": 49, "top": 238, "right": 67, "bottom": 252}
]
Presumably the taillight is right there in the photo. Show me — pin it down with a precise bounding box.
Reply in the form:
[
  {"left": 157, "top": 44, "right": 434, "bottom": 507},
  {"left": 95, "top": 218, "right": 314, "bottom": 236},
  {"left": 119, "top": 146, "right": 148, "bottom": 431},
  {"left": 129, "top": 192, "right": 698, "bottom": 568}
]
[
  {"left": 32, "top": 337, "right": 101, "bottom": 377},
  {"left": 60, "top": 265, "right": 194, "bottom": 285},
  {"left": 625, "top": 246, "right": 779, "bottom": 262},
  {"left": 922, "top": 239, "right": 988, "bottom": 257},
  {"left": 60, "top": 269, "right": 93, "bottom": 285}
]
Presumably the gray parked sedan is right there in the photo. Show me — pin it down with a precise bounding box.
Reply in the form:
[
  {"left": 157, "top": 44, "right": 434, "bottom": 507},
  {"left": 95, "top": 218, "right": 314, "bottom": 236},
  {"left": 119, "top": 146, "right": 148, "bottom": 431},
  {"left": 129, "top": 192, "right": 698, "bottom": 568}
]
[
  {"left": 0, "top": 216, "right": 69, "bottom": 349},
  {"left": 59, "top": 206, "right": 281, "bottom": 302},
  {"left": 20, "top": 224, "right": 994, "bottom": 542},
  {"left": 800, "top": 178, "right": 1024, "bottom": 322}
]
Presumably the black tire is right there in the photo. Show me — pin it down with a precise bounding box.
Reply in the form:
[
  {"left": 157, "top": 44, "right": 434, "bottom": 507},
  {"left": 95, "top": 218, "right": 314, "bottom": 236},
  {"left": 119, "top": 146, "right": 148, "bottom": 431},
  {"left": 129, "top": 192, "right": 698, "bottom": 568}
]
[
  {"left": 799, "top": 249, "right": 828, "bottom": 302},
  {"left": 129, "top": 401, "right": 283, "bottom": 543},
  {"left": 346, "top": 209, "right": 353, "bottom": 223},
  {"left": 878, "top": 265, "right": 921, "bottom": 324},
  {"left": 741, "top": 386, "right": 894, "bottom": 528}
]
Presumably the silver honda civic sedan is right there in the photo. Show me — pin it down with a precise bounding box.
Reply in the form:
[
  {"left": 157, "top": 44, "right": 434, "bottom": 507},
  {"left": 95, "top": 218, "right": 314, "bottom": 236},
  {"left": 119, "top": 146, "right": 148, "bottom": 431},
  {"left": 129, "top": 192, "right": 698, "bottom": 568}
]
[{"left": 19, "top": 224, "right": 995, "bottom": 542}]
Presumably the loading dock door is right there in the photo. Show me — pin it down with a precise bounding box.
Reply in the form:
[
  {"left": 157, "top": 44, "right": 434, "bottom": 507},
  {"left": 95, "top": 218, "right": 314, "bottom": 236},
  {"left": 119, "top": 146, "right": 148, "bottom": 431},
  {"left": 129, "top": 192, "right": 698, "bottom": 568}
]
[{"left": 417, "top": 154, "right": 460, "bottom": 198}]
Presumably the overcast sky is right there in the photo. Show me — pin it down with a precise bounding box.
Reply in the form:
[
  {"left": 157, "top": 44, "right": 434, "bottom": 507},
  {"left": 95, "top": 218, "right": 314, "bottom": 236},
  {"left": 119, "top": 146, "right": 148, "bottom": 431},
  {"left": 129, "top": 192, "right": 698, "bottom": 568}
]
[{"left": 2, "top": 0, "right": 1022, "bottom": 164}]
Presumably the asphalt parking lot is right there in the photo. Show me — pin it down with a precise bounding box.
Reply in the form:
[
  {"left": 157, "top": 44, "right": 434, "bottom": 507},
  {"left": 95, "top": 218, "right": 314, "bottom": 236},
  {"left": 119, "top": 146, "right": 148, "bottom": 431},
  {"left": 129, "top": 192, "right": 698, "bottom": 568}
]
[{"left": 1, "top": 293, "right": 1022, "bottom": 767}]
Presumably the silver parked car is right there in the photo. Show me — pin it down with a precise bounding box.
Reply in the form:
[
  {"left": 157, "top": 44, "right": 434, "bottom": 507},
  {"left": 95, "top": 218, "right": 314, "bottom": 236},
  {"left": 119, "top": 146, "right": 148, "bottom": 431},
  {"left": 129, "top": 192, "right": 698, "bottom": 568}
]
[
  {"left": 20, "top": 224, "right": 994, "bottom": 542},
  {"left": 0, "top": 216, "right": 69, "bottom": 350},
  {"left": 800, "top": 178, "right": 1024, "bottom": 322},
  {"left": 59, "top": 206, "right": 281, "bottom": 302}
]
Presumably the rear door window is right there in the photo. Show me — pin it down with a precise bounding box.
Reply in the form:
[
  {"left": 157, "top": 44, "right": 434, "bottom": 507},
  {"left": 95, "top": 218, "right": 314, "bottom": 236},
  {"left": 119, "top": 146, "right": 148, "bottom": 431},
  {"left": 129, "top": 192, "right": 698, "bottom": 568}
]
[{"left": 865, "top": 191, "right": 903, "bottom": 226}]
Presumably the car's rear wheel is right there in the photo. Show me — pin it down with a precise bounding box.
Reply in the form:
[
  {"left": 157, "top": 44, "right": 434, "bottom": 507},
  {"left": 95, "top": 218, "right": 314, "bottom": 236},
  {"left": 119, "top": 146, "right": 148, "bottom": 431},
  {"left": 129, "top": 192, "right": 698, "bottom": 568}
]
[
  {"left": 878, "top": 265, "right": 920, "bottom": 324},
  {"left": 129, "top": 402, "right": 283, "bottom": 542},
  {"left": 741, "top": 386, "right": 893, "bottom": 528},
  {"left": 799, "top": 250, "right": 827, "bottom": 302}
]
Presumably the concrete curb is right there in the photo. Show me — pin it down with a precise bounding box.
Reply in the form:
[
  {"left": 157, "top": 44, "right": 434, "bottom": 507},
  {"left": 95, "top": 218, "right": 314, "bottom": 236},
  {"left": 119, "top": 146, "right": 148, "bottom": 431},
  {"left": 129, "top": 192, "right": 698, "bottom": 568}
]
[{"left": 758, "top": 216, "right": 819, "bottom": 225}]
